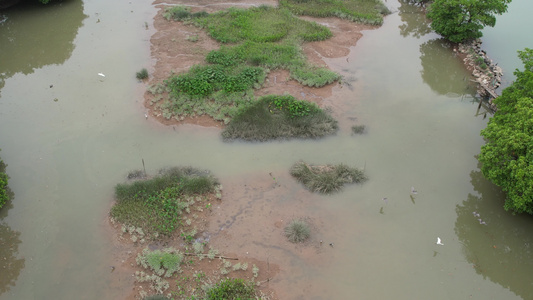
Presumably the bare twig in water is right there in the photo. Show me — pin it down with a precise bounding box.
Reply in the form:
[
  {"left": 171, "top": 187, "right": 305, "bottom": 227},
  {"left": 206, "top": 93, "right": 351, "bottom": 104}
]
[{"left": 183, "top": 253, "right": 238, "bottom": 260}]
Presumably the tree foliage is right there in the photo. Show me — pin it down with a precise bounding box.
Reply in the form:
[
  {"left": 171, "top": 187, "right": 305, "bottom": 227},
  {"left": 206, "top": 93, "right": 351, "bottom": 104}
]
[
  {"left": 0, "top": 150, "right": 8, "bottom": 210},
  {"left": 427, "top": 0, "right": 511, "bottom": 43},
  {"left": 479, "top": 48, "right": 533, "bottom": 214}
]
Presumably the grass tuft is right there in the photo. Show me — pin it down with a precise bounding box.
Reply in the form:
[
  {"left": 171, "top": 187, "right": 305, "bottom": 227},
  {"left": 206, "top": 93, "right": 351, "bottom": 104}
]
[
  {"left": 351, "top": 124, "right": 366, "bottom": 134},
  {"left": 221, "top": 95, "right": 338, "bottom": 141},
  {"left": 136, "top": 68, "right": 149, "bottom": 80},
  {"left": 290, "top": 161, "right": 367, "bottom": 194},
  {"left": 205, "top": 278, "right": 256, "bottom": 300},
  {"left": 285, "top": 219, "right": 311, "bottom": 243}
]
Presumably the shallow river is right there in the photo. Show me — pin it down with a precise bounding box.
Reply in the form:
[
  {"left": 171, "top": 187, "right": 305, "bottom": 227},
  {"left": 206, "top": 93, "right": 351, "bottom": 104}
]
[{"left": 1, "top": 0, "right": 532, "bottom": 299}]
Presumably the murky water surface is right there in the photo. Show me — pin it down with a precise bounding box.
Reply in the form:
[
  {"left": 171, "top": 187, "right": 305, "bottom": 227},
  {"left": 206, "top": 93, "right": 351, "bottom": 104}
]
[{"left": 0, "top": 0, "right": 532, "bottom": 299}]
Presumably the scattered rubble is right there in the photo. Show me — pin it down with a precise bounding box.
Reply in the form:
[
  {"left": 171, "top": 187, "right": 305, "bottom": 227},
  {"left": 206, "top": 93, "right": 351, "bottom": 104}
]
[{"left": 456, "top": 39, "right": 502, "bottom": 111}]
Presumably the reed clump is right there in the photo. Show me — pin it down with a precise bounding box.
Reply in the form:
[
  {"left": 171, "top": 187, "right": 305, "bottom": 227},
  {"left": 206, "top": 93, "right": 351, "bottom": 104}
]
[
  {"left": 136, "top": 68, "right": 149, "bottom": 80},
  {"left": 284, "top": 219, "right": 311, "bottom": 243},
  {"left": 351, "top": 124, "right": 366, "bottom": 134},
  {"left": 290, "top": 161, "right": 367, "bottom": 194}
]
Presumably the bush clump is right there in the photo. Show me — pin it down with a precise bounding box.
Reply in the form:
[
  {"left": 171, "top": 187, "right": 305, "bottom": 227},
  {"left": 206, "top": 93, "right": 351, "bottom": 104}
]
[
  {"left": 284, "top": 219, "right": 311, "bottom": 243},
  {"left": 351, "top": 125, "right": 366, "bottom": 134},
  {"left": 205, "top": 278, "right": 256, "bottom": 300},
  {"left": 222, "top": 95, "right": 338, "bottom": 141},
  {"left": 136, "top": 68, "right": 149, "bottom": 80},
  {"left": 290, "top": 161, "right": 367, "bottom": 194},
  {"left": 111, "top": 167, "right": 218, "bottom": 236}
]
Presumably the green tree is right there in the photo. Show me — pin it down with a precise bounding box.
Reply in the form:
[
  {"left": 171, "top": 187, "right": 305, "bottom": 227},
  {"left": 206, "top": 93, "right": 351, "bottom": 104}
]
[
  {"left": 427, "top": 0, "right": 511, "bottom": 43},
  {"left": 479, "top": 48, "right": 533, "bottom": 214},
  {"left": 0, "top": 150, "right": 8, "bottom": 210}
]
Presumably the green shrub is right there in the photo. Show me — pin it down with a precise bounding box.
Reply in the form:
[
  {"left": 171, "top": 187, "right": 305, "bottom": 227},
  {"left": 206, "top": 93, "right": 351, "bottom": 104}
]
[
  {"left": 167, "top": 65, "right": 265, "bottom": 98},
  {"left": 284, "top": 219, "right": 311, "bottom": 243},
  {"left": 222, "top": 95, "right": 338, "bottom": 141},
  {"left": 136, "top": 68, "right": 149, "bottom": 80},
  {"left": 290, "top": 161, "right": 367, "bottom": 194},
  {"left": 206, "top": 278, "right": 256, "bottom": 300}
]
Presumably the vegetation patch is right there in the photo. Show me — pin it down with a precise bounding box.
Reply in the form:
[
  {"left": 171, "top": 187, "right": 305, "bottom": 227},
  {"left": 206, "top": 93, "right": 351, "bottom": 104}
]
[
  {"left": 284, "top": 219, "right": 311, "bottom": 243},
  {"left": 221, "top": 95, "right": 338, "bottom": 141},
  {"left": 205, "top": 278, "right": 256, "bottom": 300},
  {"left": 110, "top": 167, "right": 219, "bottom": 237},
  {"left": 150, "top": 5, "right": 342, "bottom": 123},
  {"left": 290, "top": 160, "right": 367, "bottom": 194},
  {"left": 279, "top": 0, "right": 390, "bottom": 25},
  {"left": 136, "top": 68, "right": 149, "bottom": 80},
  {"left": 137, "top": 247, "right": 184, "bottom": 278},
  {"left": 351, "top": 124, "right": 366, "bottom": 134},
  {"left": 478, "top": 48, "right": 533, "bottom": 214}
]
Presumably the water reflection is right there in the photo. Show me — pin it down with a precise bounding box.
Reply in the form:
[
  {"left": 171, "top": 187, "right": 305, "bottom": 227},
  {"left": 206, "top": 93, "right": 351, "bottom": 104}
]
[
  {"left": 455, "top": 163, "right": 533, "bottom": 299},
  {"left": 0, "top": 0, "right": 86, "bottom": 94},
  {"left": 0, "top": 191, "right": 24, "bottom": 296},
  {"left": 419, "top": 38, "right": 475, "bottom": 96},
  {"left": 397, "top": 0, "right": 431, "bottom": 38}
]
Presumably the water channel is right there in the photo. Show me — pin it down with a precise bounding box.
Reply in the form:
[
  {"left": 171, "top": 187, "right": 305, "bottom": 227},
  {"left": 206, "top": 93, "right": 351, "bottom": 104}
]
[{"left": 0, "top": 0, "right": 532, "bottom": 299}]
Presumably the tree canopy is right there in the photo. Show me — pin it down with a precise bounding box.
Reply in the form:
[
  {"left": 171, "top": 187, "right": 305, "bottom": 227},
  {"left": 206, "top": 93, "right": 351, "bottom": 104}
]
[
  {"left": 479, "top": 48, "right": 533, "bottom": 214},
  {"left": 427, "top": 0, "right": 511, "bottom": 43}
]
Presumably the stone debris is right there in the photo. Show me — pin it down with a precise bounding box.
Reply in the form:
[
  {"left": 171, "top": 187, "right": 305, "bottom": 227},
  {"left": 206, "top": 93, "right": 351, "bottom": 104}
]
[{"left": 457, "top": 39, "right": 502, "bottom": 111}]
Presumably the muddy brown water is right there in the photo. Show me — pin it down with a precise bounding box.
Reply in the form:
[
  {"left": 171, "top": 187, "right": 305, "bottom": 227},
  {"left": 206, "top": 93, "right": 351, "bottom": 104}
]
[{"left": 1, "top": 0, "right": 533, "bottom": 299}]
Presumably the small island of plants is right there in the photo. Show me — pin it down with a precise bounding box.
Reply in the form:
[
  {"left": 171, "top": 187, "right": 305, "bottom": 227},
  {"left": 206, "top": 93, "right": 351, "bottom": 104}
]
[
  {"left": 222, "top": 94, "right": 338, "bottom": 141},
  {"left": 110, "top": 167, "right": 274, "bottom": 299},
  {"left": 290, "top": 161, "right": 367, "bottom": 194},
  {"left": 147, "top": 2, "right": 389, "bottom": 128}
]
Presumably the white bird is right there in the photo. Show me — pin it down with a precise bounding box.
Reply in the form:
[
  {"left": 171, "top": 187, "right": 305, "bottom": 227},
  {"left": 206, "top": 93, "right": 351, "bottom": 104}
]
[
  {"left": 411, "top": 186, "right": 418, "bottom": 195},
  {"left": 436, "top": 237, "right": 444, "bottom": 245},
  {"left": 98, "top": 73, "right": 106, "bottom": 77}
]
